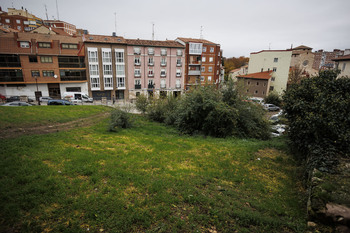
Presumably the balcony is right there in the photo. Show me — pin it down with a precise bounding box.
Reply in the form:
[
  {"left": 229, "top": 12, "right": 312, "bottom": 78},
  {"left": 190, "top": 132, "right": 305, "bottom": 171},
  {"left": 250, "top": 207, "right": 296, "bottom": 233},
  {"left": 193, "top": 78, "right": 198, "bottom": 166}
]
[
  {"left": 188, "top": 70, "right": 201, "bottom": 76},
  {"left": 135, "top": 84, "right": 141, "bottom": 89},
  {"left": 176, "top": 62, "right": 182, "bottom": 67},
  {"left": 134, "top": 62, "right": 141, "bottom": 66},
  {"left": 176, "top": 73, "right": 181, "bottom": 77},
  {"left": 148, "top": 73, "right": 154, "bottom": 77},
  {"left": 160, "top": 73, "right": 166, "bottom": 77},
  {"left": 189, "top": 60, "right": 201, "bottom": 65},
  {"left": 148, "top": 62, "right": 154, "bottom": 66},
  {"left": 161, "top": 52, "right": 167, "bottom": 56},
  {"left": 177, "top": 52, "right": 183, "bottom": 56},
  {"left": 148, "top": 84, "right": 154, "bottom": 89},
  {"left": 134, "top": 73, "right": 141, "bottom": 77},
  {"left": 161, "top": 62, "right": 167, "bottom": 67},
  {"left": 160, "top": 84, "right": 166, "bottom": 89},
  {"left": 175, "top": 84, "right": 181, "bottom": 89}
]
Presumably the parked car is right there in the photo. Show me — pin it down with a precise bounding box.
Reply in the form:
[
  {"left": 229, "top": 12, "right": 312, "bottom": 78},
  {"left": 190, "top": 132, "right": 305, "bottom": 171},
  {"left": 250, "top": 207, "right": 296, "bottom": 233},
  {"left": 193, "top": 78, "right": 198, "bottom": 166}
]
[
  {"left": 47, "top": 99, "right": 74, "bottom": 105},
  {"left": 1, "top": 101, "right": 32, "bottom": 106},
  {"left": 271, "top": 124, "right": 286, "bottom": 137},
  {"left": 39, "top": 96, "right": 53, "bottom": 102},
  {"left": 264, "top": 104, "right": 280, "bottom": 111},
  {"left": 0, "top": 94, "right": 6, "bottom": 101},
  {"left": 6, "top": 96, "right": 20, "bottom": 102}
]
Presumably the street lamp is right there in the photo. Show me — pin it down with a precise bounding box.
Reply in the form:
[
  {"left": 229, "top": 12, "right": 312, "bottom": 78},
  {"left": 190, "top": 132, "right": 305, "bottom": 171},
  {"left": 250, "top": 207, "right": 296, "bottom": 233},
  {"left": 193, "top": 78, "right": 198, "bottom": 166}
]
[{"left": 34, "top": 74, "right": 41, "bottom": 105}]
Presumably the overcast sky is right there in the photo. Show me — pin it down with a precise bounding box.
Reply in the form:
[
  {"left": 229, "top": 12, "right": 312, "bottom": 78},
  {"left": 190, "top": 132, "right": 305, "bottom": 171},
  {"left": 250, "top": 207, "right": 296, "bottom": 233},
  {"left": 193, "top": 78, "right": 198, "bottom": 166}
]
[{"left": 2, "top": 0, "right": 350, "bottom": 57}]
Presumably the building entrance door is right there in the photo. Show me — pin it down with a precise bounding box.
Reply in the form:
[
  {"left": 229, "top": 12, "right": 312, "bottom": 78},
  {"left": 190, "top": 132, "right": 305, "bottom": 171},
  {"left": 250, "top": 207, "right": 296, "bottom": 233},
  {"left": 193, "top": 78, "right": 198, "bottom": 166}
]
[{"left": 48, "top": 83, "right": 61, "bottom": 99}]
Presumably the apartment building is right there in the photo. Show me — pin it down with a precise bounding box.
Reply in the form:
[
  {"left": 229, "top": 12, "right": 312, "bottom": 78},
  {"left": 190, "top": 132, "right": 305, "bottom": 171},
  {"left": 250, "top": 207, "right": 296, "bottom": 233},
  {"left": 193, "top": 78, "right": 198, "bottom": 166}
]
[
  {"left": 313, "top": 49, "right": 344, "bottom": 70},
  {"left": 175, "top": 38, "right": 221, "bottom": 90},
  {"left": 83, "top": 34, "right": 128, "bottom": 101},
  {"left": 126, "top": 39, "right": 185, "bottom": 100},
  {"left": 0, "top": 32, "right": 86, "bottom": 99},
  {"left": 0, "top": 7, "right": 43, "bottom": 32},
  {"left": 44, "top": 20, "right": 76, "bottom": 36},
  {"left": 247, "top": 50, "right": 292, "bottom": 95},
  {"left": 333, "top": 55, "right": 350, "bottom": 78}
]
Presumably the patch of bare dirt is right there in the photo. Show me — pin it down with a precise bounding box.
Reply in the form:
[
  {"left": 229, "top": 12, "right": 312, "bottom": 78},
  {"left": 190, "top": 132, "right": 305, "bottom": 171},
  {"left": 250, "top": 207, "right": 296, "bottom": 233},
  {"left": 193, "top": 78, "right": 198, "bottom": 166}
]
[{"left": 0, "top": 112, "right": 110, "bottom": 139}]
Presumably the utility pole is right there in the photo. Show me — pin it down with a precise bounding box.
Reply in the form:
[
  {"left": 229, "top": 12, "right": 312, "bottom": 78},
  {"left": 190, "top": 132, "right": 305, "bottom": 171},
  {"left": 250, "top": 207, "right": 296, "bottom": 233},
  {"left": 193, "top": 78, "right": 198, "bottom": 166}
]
[
  {"left": 114, "top": 12, "right": 117, "bottom": 35},
  {"left": 56, "top": 0, "right": 59, "bottom": 20},
  {"left": 44, "top": 4, "right": 48, "bottom": 20}
]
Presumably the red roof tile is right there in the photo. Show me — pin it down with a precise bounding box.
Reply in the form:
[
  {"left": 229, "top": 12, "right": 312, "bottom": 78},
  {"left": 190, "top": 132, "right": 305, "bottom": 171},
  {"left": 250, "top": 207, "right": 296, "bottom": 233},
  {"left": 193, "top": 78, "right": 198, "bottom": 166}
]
[
  {"left": 237, "top": 71, "right": 273, "bottom": 80},
  {"left": 83, "top": 34, "right": 127, "bottom": 44},
  {"left": 176, "top": 37, "right": 218, "bottom": 45}
]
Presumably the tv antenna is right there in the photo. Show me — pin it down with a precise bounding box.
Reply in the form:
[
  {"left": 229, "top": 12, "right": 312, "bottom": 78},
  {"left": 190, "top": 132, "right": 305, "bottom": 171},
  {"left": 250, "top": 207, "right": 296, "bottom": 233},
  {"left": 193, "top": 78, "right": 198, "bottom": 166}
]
[
  {"left": 200, "top": 26, "right": 203, "bottom": 39},
  {"left": 55, "top": 0, "right": 60, "bottom": 20},
  {"left": 152, "top": 22, "right": 155, "bottom": 40},
  {"left": 44, "top": 4, "right": 49, "bottom": 20},
  {"left": 114, "top": 12, "right": 117, "bottom": 35}
]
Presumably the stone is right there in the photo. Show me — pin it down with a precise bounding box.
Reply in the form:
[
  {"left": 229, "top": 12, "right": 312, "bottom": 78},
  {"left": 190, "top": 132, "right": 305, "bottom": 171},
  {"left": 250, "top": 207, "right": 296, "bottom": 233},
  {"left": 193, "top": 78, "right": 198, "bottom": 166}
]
[{"left": 307, "top": 221, "right": 317, "bottom": 228}]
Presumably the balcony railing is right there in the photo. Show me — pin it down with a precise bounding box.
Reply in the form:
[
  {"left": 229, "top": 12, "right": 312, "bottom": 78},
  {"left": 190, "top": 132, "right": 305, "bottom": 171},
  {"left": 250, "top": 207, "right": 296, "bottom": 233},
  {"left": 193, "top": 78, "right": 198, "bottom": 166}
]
[
  {"left": 148, "top": 62, "right": 154, "bottom": 66},
  {"left": 188, "top": 70, "right": 201, "bottom": 76},
  {"left": 134, "top": 73, "right": 141, "bottom": 77},
  {"left": 175, "top": 84, "right": 181, "bottom": 89},
  {"left": 160, "top": 73, "right": 166, "bottom": 77},
  {"left": 161, "top": 62, "right": 167, "bottom": 66},
  {"left": 160, "top": 84, "right": 166, "bottom": 89},
  {"left": 61, "top": 76, "right": 87, "bottom": 81},
  {"left": 176, "top": 73, "right": 181, "bottom": 77},
  {"left": 176, "top": 62, "right": 182, "bottom": 67},
  {"left": 148, "top": 73, "right": 154, "bottom": 77},
  {"left": 135, "top": 84, "right": 141, "bottom": 89},
  {"left": 189, "top": 60, "right": 201, "bottom": 65},
  {"left": 134, "top": 62, "right": 141, "bottom": 66},
  {"left": 148, "top": 84, "right": 154, "bottom": 89},
  {"left": 161, "top": 52, "right": 167, "bottom": 56}
]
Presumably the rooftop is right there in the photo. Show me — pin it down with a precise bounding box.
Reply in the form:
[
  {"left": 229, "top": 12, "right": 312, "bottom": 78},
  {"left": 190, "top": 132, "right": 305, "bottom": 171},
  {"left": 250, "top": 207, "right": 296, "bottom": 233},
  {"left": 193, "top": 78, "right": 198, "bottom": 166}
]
[
  {"left": 176, "top": 37, "right": 218, "bottom": 45},
  {"left": 0, "top": 32, "right": 82, "bottom": 43},
  {"left": 332, "top": 55, "right": 350, "bottom": 61},
  {"left": 292, "top": 45, "right": 313, "bottom": 50},
  {"left": 251, "top": 49, "right": 292, "bottom": 55},
  {"left": 126, "top": 39, "right": 184, "bottom": 48},
  {"left": 83, "top": 34, "right": 127, "bottom": 44},
  {"left": 237, "top": 71, "right": 273, "bottom": 80}
]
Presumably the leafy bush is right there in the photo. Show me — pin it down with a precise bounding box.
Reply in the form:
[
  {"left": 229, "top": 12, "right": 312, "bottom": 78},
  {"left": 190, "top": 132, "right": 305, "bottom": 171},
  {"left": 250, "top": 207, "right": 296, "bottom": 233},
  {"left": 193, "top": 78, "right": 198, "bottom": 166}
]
[
  {"left": 146, "top": 95, "right": 180, "bottom": 124},
  {"left": 283, "top": 70, "right": 350, "bottom": 166},
  {"left": 264, "top": 92, "right": 282, "bottom": 106},
  {"left": 135, "top": 94, "right": 149, "bottom": 115},
  {"left": 109, "top": 108, "right": 133, "bottom": 132}
]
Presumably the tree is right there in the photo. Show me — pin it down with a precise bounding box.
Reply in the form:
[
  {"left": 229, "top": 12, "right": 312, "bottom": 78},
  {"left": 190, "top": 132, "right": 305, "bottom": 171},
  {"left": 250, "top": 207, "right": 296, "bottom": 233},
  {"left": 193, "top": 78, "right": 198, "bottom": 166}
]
[{"left": 264, "top": 92, "right": 282, "bottom": 106}]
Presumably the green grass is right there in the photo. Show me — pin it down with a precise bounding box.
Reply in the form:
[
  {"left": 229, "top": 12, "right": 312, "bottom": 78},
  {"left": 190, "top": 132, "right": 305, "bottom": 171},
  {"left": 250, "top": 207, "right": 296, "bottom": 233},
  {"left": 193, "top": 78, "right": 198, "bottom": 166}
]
[
  {"left": 0, "top": 112, "right": 306, "bottom": 232},
  {"left": 0, "top": 105, "right": 112, "bottom": 130}
]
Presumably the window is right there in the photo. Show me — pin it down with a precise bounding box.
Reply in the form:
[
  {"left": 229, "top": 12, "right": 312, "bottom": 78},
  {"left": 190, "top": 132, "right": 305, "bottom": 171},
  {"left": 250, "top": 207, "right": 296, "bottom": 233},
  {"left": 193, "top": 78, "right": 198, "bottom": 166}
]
[
  {"left": 161, "top": 57, "right": 166, "bottom": 66},
  {"left": 40, "top": 56, "right": 53, "bottom": 63},
  {"left": 116, "top": 65, "right": 125, "bottom": 76},
  {"left": 103, "top": 64, "right": 112, "bottom": 75},
  {"left": 248, "top": 81, "right": 251, "bottom": 85},
  {"left": 0, "top": 54, "right": 21, "bottom": 67},
  {"left": 271, "top": 77, "right": 275, "bottom": 81},
  {"left": 148, "top": 48, "right": 154, "bottom": 55},
  {"left": 161, "top": 48, "right": 167, "bottom": 56},
  {"left": 104, "top": 77, "right": 113, "bottom": 89},
  {"left": 62, "top": 43, "right": 78, "bottom": 49},
  {"left": 117, "top": 77, "right": 125, "bottom": 88},
  {"left": 134, "top": 57, "right": 141, "bottom": 65},
  {"left": 102, "top": 50, "right": 112, "bottom": 63},
  {"left": 208, "top": 76, "right": 212, "bottom": 81},
  {"left": 342, "top": 63, "right": 346, "bottom": 71},
  {"left": 60, "top": 70, "right": 86, "bottom": 81},
  {"left": 148, "top": 79, "right": 155, "bottom": 87},
  {"left": 148, "top": 69, "right": 154, "bottom": 77},
  {"left": 210, "top": 47, "right": 214, "bottom": 53},
  {"left": 38, "top": 42, "right": 51, "bottom": 48},
  {"left": 17, "top": 26, "right": 21, "bottom": 30},
  {"left": 90, "top": 77, "right": 100, "bottom": 89},
  {"left": 202, "top": 57, "right": 206, "bottom": 62},
  {"left": 29, "top": 56, "right": 38, "bottom": 63},
  {"left": 20, "top": 41, "right": 30, "bottom": 48},
  {"left": 31, "top": 70, "right": 40, "bottom": 77},
  {"left": 148, "top": 57, "right": 154, "bottom": 66},
  {"left": 134, "top": 47, "right": 141, "bottom": 55},
  {"left": 134, "top": 69, "right": 141, "bottom": 77},
  {"left": 160, "top": 69, "right": 166, "bottom": 77},
  {"left": 66, "top": 87, "right": 81, "bottom": 92},
  {"left": 176, "top": 79, "right": 181, "bottom": 88},
  {"left": 5, "top": 19, "right": 10, "bottom": 23},
  {"left": 176, "top": 69, "right": 181, "bottom": 77},
  {"left": 177, "top": 49, "right": 182, "bottom": 56},
  {"left": 189, "top": 43, "right": 202, "bottom": 55},
  {"left": 264, "top": 83, "right": 266, "bottom": 87},
  {"left": 270, "top": 86, "right": 274, "bottom": 91},
  {"left": 135, "top": 79, "right": 141, "bottom": 85},
  {"left": 208, "top": 67, "right": 212, "bottom": 72},
  {"left": 256, "top": 82, "right": 259, "bottom": 86},
  {"left": 274, "top": 58, "right": 278, "bottom": 62},
  {"left": 43, "top": 70, "right": 54, "bottom": 77},
  {"left": 203, "top": 47, "right": 207, "bottom": 52},
  {"left": 200, "top": 76, "right": 204, "bottom": 81},
  {"left": 255, "top": 90, "right": 258, "bottom": 94},
  {"left": 159, "top": 79, "right": 165, "bottom": 88},
  {"left": 89, "top": 64, "right": 99, "bottom": 75},
  {"left": 273, "top": 67, "right": 277, "bottom": 72},
  {"left": 176, "top": 58, "right": 182, "bottom": 66},
  {"left": 209, "top": 57, "right": 213, "bottom": 62},
  {"left": 201, "top": 66, "right": 205, "bottom": 72},
  {"left": 115, "top": 51, "right": 124, "bottom": 63},
  {"left": 88, "top": 49, "right": 98, "bottom": 63},
  {"left": 58, "top": 56, "right": 85, "bottom": 68}
]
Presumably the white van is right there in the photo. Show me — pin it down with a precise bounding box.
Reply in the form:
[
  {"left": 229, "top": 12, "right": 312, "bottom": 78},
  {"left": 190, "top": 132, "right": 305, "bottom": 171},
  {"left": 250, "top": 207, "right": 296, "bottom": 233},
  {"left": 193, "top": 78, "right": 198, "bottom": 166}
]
[{"left": 62, "top": 92, "right": 93, "bottom": 103}]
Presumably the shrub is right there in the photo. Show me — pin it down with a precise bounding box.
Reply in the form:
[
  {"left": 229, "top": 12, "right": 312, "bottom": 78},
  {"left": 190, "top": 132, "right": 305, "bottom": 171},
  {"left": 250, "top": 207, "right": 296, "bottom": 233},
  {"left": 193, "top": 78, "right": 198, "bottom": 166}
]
[
  {"left": 135, "top": 94, "right": 149, "bottom": 115},
  {"left": 108, "top": 108, "right": 133, "bottom": 132},
  {"left": 283, "top": 70, "right": 350, "bottom": 164},
  {"left": 146, "top": 95, "right": 180, "bottom": 124},
  {"left": 264, "top": 92, "right": 282, "bottom": 106}
]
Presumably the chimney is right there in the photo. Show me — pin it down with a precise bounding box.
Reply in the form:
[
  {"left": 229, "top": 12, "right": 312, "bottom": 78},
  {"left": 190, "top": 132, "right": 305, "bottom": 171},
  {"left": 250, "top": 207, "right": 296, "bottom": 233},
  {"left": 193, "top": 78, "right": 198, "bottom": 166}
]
[{"left": 112, "top": 32, "right": 116, "bottom": 37}]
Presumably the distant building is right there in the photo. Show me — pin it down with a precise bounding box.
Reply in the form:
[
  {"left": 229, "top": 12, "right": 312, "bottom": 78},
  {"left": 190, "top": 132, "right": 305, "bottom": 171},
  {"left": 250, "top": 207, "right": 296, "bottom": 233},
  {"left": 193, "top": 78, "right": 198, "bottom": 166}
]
[
  {"left": 83, "top": 34, "right": 128, "bottom": 101},
  {"left": 125, "top": 39, "right": 185, "bottom": 100},
  {"left": 0, "top": 32, "right": 86, "bottom": 99},
  {"left": 237, "top": 71, "right": 273, "bottom": 98},
  {"left": 247, "top": 50, "right": 292, "bottom": 95},
  {"left": 229, "top": 65, "right": 248, "bottom": 81},
  {"left": 44, "top": 20, "right": 76, "bottom": 36},
  {"left": 313, "top": 49, "right": 344, "bottom": 70},
  {"left": 0, "top": 7, "right": 43, "bottom": 32},
  {"left": 30, "top": 25, "right": 70, "bottom": 36},
  {"left": 333, "top": 55, "right": 350, "bottom": 78},
  {"left": 290, "top": 45, "right": 318, "bottom": 77},
  {"left": 175, "top": 38, "right": 222, "bottom": 90}
]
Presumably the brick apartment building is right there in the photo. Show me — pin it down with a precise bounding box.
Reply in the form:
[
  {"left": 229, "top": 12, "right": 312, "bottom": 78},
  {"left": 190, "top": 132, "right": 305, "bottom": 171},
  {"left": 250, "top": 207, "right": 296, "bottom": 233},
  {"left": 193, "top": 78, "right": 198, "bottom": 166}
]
[
  {"left": 237, "top": 71, "right": 273, "bottom": 98},
  {"left": 44, "top": 20, "right": 77, "bottom": 36},
  {"left": 312, "top": 49, "right": 344, "bottom": 70},
  {"left": 83, "top": 34, "right": 128, "bottom": 101},
  {"left": 175, "top": 38, "right": 222, "bottom": 90},
  {"left": 0, "top": 32, "right": 87, "bottom": 99},
  {"left": 125, "top": 39, "right": 185, "bottom": 100},
  {"left": 0, "top": 7, "right": 43, "bottom": 32}
]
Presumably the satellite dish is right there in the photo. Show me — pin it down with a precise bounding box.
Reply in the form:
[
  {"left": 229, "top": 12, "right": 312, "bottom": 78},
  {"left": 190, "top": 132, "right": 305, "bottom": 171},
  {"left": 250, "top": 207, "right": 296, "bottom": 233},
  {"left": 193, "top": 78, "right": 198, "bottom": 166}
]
[{"left": 54, "top": 75, "right": 58, "bottom": 78}]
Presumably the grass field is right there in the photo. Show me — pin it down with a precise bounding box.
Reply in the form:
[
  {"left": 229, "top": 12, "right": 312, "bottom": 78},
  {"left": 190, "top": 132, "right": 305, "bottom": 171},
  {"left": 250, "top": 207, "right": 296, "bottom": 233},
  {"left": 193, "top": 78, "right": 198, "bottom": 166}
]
[{"left": 0, "top": 107, "right": 306, "bottom": 232}]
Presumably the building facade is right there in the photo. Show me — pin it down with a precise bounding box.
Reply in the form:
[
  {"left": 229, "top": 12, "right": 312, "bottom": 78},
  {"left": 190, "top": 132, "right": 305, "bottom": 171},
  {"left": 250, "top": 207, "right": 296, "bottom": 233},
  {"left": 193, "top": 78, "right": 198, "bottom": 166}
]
[
  {"left": 237, "top": 71, "right": 273, "bottom": 98},
  {"left": 290, "top": 45, "right": 318, "bottom": 77},
  {"left": 175, "top": 38, "right": 222, "bottom": 90},
  {"left": 0, "top": 32, "right": 87, "bottom": 99},
  {"left": 0, "top": 8, "right": 43, "bottom": 32},
  {"left": 333, "top": 55, "right": 350, "bottom": 78},
  {"left": 83, "top": 35, "right": 128, "bottom": 101},
  {"left": 44, "top": 20, "right": 76, "bottom": 36},
  {"left": 126, "top": 39, "right": 185, "bottom": 100},
  {"left": 312, "top": 49, "right": 344, "bottom": 70},
  {"left": 247, "top": 50, "right": 292, "bottom": 95}
]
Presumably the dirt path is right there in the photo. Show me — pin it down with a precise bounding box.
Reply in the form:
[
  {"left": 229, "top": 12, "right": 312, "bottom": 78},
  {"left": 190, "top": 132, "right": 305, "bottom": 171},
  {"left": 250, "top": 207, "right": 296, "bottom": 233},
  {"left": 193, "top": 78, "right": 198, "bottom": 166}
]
[{"left": 0, "top": 112, "right": 110, "bottom": 139}]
